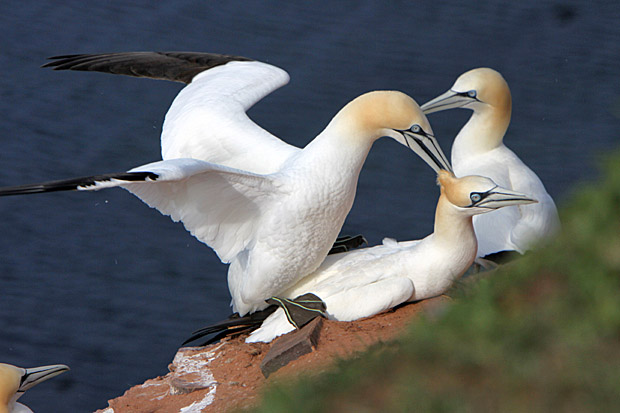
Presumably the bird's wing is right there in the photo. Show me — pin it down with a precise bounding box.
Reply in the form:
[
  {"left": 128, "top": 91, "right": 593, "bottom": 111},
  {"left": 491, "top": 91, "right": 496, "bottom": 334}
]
[
  {"left": 283, "top": 241, "right": 410, "bottom": 298},
  {"left": 455, "top": 147, "right": 525, "bottom": 255},
  {"left": 0, "top": 158, "right": 285, "bottom": 262},
  {"left": 246, "top": 276, "right": 414, "bottom": 343},
  {"left": 457, "top": 146, "right": 559, "bottom": 255},
  {"left": 44, "top": 52, "right": 299, "bottom": 173},
  {"left": 473, "top": 204, "right": 524, "bottom": 255},
  {"left": 505, "top": 156, "right": 561, "bottom": 249},
  {"left": 123, "top": 159, "right": 285, "bottom": 262},
  {"left": 42, "top": 51, "right": 254, "bottom": 84},
  {"left": 160, "top": 60, "right": 298, "bottom": 171},
  {"left": 321, "top": 277, "right": 414, "bottom": 321}
]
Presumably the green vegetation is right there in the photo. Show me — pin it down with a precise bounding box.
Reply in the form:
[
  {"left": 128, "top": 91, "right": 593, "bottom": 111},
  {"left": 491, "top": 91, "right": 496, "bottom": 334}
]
[{"left": 253, "top": 151, "right": 620, "bottom": 412}]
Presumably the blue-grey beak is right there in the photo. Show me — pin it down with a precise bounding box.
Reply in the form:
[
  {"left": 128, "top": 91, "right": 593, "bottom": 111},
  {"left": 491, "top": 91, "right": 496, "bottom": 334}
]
[{"left": 421, "top": 90, "right": 473, "bottom": 114}]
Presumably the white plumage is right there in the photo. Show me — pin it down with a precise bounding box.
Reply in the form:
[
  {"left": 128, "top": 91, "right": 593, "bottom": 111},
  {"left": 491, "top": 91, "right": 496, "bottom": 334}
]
[
  {"left": 0, "top": 52, "right": 452, "bottom": 315},
  {"left": 247, "top": 171, "right": 537, "bottom": 343},
  {"left": 421, "top": 68, "right": 560, "bottom": 257},
  {"left": 160, "top": 62, "right": 298, "bottom": 172}
]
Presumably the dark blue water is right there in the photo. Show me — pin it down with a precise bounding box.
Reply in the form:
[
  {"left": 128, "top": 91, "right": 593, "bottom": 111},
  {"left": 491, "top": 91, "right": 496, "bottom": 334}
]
[{"left": 1, "top": 1, "right": 619, "bottom": 411}]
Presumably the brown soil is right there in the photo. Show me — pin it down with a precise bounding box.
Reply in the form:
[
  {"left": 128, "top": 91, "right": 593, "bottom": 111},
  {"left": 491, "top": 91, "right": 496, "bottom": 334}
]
[{"left": 94, "top": 296, "right": 449, "bottom": 413}]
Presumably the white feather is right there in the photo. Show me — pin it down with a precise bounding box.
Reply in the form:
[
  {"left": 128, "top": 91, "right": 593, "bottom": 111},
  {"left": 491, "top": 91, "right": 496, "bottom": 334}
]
[
  {"left": 122, "top": 159, "right": 282, "bottom": 263},
  {"left": 247, "top": 173, "right": 536, "bottom": 343},
  {"left": 455, "top": 145, "right": 559, "bottom": 255},
  {"left": 161, "top": 61, "right": 297, "bottom": 173},
  {"left": 422, "top": 68, "right": 560, "bottom": 257},
  {"left": 12, "top": 54, "right": 449, "bottom": 315}
]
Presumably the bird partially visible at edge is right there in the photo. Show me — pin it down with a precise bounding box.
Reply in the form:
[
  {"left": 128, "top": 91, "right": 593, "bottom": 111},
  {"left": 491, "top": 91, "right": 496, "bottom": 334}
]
[{"left": 0, "top": 363, "right": 68, "bottom": 413}]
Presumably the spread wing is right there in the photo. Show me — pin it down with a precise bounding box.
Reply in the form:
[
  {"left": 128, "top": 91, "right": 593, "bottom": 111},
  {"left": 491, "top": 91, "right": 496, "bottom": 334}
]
[
  {"left": 44, "top": 52, "right": 300, "bottom": 173},
  {"left": 124, "top": 159, "right": 285, "bottom": 262},
  {"left": 0, "top": 158, "right": 285, "bottom": 263},
  {"left": 42, "top": 51, "right": 253, "bottom": 84},
  {"left": 160, "top": 60, "right": 299, "bottom": 171}
]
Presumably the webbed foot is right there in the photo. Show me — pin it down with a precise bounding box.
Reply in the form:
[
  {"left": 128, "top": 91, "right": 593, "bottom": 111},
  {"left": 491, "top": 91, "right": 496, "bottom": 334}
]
[{"left": 266, "top": 293, "right": 327, "bottom": 329}]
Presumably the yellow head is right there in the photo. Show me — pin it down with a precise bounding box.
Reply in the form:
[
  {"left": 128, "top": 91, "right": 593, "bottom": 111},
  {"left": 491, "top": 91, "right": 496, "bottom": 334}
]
[
  {"left": 334, "top": 91, "right": 452, "bottom": 172},
  {"left": 421, "top": 68, "right": 512, "bottom": 149},
  {"left": 0, "top": 364, "right": 21, "bottom": 412},
  {"left": 0, "top": 363, "right": 69, "bottom": 413},
  {"left": 452, "top": 68, "right": 511, "bottom": 115},
  {"left": 437, "top": 170, "right": 536, "bottom": 214},
  {"left": 344, "top": 91, "right": 433, "bottom": 137}
]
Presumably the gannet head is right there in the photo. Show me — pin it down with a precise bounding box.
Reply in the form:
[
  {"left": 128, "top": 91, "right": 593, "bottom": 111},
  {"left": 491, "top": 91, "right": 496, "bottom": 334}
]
[
  {"left": 421, "top": 68, "right": 511, "bottom": 115},
  {"left": 0, "top": 363, "right": 69, "bottom": 412},
  {"left": 339, "top": 91, "right": 452, "bottom": 172},
  {"left": 437, "top": 170, "right": 536, "bottom": 216}
]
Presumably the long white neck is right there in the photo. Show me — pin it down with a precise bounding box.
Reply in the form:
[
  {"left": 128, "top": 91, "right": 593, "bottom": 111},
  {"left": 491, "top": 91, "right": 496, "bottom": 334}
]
[
  {"left": 451, "top": 104, "right": 511, "bottom": 166},
  {"left": 295, "top": 90, "right": 421, "bottom": 176},
  {"left": 291, "top": 101, "right": 379, "bottom": 180},
  {"left": 432, "top": 194, "right": 478, "bottom": 268}
]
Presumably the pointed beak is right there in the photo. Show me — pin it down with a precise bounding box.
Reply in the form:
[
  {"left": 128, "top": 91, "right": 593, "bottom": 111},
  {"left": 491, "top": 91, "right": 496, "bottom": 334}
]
[
  {"left": 477, "top": 187, "right": 537, "bottom": 209},
  {"left": 421, "top": 90, "right": 471, "bottom": 114},
  {"left": 400, "top": 130, "right": 453, "bottom": 173},
  {"left": 18, "top": 364, "right": 69, "bottom": 392}
]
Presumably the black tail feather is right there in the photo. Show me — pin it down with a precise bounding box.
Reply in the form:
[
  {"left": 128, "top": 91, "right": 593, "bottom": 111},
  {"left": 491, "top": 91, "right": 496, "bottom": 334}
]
[
  {"left": 182, "top": 306, "right": 278, "bottom": 346},
  {"left": 183, "top": 293, "right": 327, "bottom": 346},
  {"left": 190, "top": 325, "right": 257, "bottom": 347}
]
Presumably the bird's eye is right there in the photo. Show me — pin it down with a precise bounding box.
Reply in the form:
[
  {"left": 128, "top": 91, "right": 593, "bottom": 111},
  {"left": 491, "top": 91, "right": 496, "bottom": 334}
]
[
  {"left": 467, "top": 90, "right": 477, "bottom": 98},
  {"left": 470, "top": 193, "right": 482, "bottom": 203},
  {"left": 410, "top": 124, "right": 421, "bottom": 133}
]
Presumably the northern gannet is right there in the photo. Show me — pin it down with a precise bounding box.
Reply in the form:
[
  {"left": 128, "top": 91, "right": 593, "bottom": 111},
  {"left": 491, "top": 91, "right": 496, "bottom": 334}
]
[
  {"left": 421, "top": 68, "right": 560, "bottom": 258},
  {"left": 186, "top": 171, "right": 536, "bottom": 344},
  {"left": 0, "top": 52, "right": 452, "bottom": 315},
  {"left": 0, "top": 363, "right": 69, "bottom": 413}
]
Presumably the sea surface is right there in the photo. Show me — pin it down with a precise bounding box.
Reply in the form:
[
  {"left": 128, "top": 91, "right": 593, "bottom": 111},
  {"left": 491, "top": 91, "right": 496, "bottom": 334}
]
[{"left": 1, "top": 1, "right": 619, "bottom": 411}]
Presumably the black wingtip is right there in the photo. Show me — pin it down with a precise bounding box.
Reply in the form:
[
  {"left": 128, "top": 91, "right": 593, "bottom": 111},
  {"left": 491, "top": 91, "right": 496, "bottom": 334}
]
[
  {"left": 0, "top": 171, "right": 158, "bottom": 197},
  {"left": 41, "top": 54, "right": 82, "bottom": 68},
  {"left": 40, "top": 51, "right": 255, "bottom": 83}
]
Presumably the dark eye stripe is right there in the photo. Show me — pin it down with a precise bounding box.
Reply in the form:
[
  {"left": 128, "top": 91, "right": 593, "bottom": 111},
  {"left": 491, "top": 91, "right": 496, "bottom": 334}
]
[
  {"left": 457, "top": 90, "right": 476, "bottom": 98},
  {"left": 467, "top": 185, "right": 498, "bottom": 207},
  {"left": 456, "top": 90, "right": 480, "bottom": 103}
]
